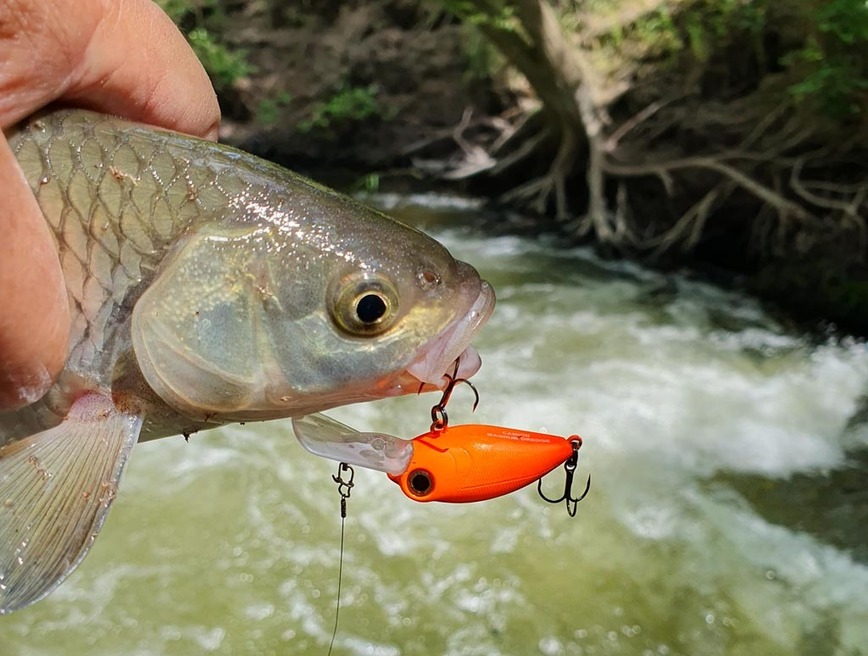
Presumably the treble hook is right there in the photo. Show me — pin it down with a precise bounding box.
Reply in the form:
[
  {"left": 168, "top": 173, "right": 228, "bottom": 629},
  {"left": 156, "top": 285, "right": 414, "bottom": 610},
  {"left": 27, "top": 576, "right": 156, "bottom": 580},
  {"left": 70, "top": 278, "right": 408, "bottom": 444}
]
[
  {"left": 429, "top": 360, "right": 480, "bottom": 431},
  {"left": 537, "top": 437, "right": 591, "bottom": 517}
]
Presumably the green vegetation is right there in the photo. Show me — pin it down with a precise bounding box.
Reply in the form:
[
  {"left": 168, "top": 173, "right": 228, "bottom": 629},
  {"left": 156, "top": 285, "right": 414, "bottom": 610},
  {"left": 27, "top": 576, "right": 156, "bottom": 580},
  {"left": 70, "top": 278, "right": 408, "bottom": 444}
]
[
  {"left": 626, "top": 8, "right": 681, "bottom": 58},
  {"left": 256, "top": 91, "right": 293, "bottom": 126},
  {"left": 681, "top": 0, "right": 765, "bottom": 61},
  {"left": 156, "top": 0, "right": 253, "bottom": 91},
  {"left": 187, "top": 28, "right": 254, "bottom": 90},
  {"left": 350, "top": 173, "right": 382, "bottom": 195},
  {"left": 155, "top": 0, "right": 210, "bottom": 23},
  {"left": 438, "top": 1, "right": 517, "bottom": 31},
  {"left": 460, "top": 21, "right": 505, "bottom": 82},
  {"left": 583, "top": 0, "right": 866, "bottom": 118},
  {"left": 297, "top": 84, "right": 384, "bottom": 133},
  {"left": 582, "top": 0, "right": 766, "bottom": 70},
  {"left": 784, "top": 0, "right": 868, "bottom": 117}
]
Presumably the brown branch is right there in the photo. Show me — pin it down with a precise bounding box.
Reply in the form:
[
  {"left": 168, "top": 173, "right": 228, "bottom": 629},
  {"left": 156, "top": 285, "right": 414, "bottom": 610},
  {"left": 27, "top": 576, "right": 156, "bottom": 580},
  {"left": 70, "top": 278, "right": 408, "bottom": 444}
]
[
  {"left": 604, "top": 98, "right": 674, "bottom": 152},
  {"left": 488, "top": 125, "right": 551, "bottom": 176},
  {"left": 790, "top": 158, "right": 867, "bottom": 216},
  {"left": 704, "top": 160, "right": 812, "bottom": 221},
  {"left": 742, "top": 101, "right": 790, "bottom": 150},
  {"left": 848, "top": 186, "right": 868, "bottom": 218},
  {"left": 488, "top": 115, "right": 519, "bottom": 152},
  {"left": 647, "top": 185, "right": 724, "bottom": 255},
  {"left": 604, "top": 154, "right": 815, "bottom": 222},
  {"left": 612, "top": 182, "right": 640, "bottom": 246},
  {"left": 498, "top": 126, "right": 577, "bottom": 217},
  {"left": 801, "top": 179, "right": 868, "bottom": 195},
  {"left": 578, "top": 83, "right": 611, "bottom": 236}
]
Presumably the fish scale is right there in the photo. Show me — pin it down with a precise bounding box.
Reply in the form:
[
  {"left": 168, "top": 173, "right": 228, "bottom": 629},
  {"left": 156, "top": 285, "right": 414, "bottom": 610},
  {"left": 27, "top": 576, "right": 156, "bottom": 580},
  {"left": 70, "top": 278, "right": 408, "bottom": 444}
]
[{"left": 17, "top": 113, "right": 206, "bottom": 384}]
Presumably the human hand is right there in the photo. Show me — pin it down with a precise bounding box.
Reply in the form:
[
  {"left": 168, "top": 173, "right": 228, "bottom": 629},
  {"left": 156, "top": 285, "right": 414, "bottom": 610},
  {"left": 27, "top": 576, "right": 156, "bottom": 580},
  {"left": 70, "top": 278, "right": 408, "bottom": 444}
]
[{"left": 0, "top": 0, "right": 220, "bottom": 409}]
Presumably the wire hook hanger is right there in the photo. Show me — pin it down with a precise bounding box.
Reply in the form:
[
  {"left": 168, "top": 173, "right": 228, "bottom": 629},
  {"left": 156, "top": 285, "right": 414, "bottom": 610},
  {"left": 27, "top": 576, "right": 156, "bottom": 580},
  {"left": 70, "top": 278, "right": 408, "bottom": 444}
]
[{"left": 428, "top": 359, "right": 479, "bottom": 431}]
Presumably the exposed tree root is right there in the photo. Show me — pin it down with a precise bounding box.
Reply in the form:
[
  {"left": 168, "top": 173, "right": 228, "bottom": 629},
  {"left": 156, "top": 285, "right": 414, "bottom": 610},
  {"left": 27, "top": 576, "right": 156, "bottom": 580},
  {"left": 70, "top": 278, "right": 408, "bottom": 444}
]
[{"left": 432, "top": 0, "right": 867, "bottom": 289}]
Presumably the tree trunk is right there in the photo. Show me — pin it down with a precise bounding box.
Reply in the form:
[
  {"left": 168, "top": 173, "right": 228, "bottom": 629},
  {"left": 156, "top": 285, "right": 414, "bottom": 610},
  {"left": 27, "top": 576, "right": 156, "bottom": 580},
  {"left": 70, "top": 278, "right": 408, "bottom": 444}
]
[{"left": 450, "top": 0, "right": 600, "bottom": 220}]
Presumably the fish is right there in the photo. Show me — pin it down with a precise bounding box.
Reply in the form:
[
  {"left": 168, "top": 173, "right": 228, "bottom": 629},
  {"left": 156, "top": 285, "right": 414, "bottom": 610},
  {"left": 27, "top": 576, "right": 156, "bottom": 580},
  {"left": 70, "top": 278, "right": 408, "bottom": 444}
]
[
  {"left": 291, "top": 414, "right": 581, "bottom": 503},
  {"left": 0, "top": 109, "right": 495, "bottom": 614}
]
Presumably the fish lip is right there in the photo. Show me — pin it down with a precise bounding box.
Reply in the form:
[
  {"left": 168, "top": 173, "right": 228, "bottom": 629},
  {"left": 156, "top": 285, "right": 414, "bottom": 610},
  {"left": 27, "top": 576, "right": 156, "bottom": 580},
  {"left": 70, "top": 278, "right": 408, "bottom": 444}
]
[{"left": 403, "top": 279, "right": 495, "bottom": 390}]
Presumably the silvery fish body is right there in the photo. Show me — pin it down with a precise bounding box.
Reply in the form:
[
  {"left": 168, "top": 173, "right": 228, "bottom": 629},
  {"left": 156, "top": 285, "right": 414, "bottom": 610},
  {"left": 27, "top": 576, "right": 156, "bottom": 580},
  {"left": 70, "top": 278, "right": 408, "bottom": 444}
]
[{"left": 0, "top": 110, "right": 494, "bottom": 614}]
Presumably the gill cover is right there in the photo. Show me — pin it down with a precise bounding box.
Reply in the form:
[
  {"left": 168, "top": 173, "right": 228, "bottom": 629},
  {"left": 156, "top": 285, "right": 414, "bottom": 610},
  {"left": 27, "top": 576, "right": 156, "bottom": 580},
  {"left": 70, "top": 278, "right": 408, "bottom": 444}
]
[{"left": 131, "top": 224, "right": 315, "bottom": 417}]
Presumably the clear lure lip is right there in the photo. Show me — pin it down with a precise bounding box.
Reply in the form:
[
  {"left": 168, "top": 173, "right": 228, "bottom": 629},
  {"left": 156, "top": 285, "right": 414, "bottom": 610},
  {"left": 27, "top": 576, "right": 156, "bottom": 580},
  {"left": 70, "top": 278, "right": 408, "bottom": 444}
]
[{"left": 405, "top": 280, "right": 495, "bottom": 388}]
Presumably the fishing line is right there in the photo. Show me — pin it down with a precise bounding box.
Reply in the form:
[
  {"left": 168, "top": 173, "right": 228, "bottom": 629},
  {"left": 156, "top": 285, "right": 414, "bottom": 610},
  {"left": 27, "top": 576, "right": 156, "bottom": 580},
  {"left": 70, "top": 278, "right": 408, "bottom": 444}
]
[
  {"left": 327, "top": 514, "right": 345, "bottom": 656},
  {"left": 328, "top": 463, "right": 354, "bottom": 656}
]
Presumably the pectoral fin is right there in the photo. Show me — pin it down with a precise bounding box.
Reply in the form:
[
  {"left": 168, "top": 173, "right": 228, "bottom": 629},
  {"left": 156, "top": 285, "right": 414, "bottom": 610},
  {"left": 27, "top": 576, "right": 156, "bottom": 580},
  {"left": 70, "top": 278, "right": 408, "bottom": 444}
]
[{"left": 0, "top": 393, "right": 142, "bottom": 614}]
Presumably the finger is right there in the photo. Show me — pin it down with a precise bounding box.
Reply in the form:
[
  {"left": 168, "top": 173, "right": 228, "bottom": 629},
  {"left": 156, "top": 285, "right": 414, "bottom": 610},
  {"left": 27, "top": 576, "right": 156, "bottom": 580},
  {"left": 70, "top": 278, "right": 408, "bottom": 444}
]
[
  {"left": 0, "top": 0, "right": 219, "bottom": 139},
  {"left": 0, "top": 135, "right": 69, "bottom": 410},
  {"left": 68, "top": 0, "right": 220, "bottom": 139}
]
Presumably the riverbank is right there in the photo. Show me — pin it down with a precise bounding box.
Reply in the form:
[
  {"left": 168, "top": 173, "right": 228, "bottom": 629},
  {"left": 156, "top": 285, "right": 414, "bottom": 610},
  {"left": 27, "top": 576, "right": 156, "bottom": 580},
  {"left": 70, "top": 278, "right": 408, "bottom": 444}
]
[{"left": 171, "top": 0, "right": 868, "bottom": 336}]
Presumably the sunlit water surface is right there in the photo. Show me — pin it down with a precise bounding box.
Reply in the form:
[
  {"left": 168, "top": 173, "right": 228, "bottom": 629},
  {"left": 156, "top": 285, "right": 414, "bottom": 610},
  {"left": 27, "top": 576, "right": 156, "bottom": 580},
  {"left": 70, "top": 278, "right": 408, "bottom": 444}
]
[{"left": 4, "top": 195, "right": 868, "bottom": 655}]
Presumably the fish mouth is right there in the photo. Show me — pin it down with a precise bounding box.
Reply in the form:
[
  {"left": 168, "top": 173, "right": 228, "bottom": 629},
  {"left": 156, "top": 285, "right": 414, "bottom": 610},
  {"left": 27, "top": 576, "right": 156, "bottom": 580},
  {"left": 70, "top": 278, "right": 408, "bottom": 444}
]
[{"left": 397, "top": 279, "right": 496, "bottom": 393}]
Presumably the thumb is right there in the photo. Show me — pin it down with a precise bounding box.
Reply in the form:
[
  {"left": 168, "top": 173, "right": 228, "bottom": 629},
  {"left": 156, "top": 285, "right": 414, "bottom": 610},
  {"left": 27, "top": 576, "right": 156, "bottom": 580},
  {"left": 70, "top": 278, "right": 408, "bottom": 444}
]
[{"left": 0, "top": 134, "right": 69, "bottom": 409}]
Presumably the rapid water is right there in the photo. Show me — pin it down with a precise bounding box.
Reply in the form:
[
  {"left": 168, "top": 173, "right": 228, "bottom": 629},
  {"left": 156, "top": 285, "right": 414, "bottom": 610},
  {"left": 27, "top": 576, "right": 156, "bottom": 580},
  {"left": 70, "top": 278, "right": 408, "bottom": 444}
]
[{"left": 4, "top": 196, "right": 868, "bottom": 656}]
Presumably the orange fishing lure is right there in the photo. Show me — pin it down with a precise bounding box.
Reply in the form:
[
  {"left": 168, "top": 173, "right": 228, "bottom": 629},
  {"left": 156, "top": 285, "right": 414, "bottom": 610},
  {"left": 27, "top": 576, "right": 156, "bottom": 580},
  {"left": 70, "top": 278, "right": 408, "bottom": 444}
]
[
  {"left": 292, "top": 367, "right": 590, "bottom": 514},
  {"left": 389, "top": 424, "right": 582, "bottom": 503}
]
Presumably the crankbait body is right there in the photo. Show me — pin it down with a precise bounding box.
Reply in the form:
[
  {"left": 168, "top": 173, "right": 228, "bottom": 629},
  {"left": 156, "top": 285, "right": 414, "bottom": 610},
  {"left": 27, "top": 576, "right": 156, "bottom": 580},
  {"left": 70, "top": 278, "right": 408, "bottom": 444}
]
[{"left": 388, "top": 424, "right": 581, "bottom": 503}]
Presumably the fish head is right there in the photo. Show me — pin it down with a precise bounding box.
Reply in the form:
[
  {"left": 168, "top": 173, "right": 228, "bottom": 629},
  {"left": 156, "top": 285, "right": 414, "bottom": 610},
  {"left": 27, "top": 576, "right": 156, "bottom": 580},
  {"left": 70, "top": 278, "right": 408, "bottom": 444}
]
[
  {"left": 388, "top": 425, "right": 578, "bottom": 503},
  {"left": 131, "top": 180, "right": 494, "bottom": 423}
]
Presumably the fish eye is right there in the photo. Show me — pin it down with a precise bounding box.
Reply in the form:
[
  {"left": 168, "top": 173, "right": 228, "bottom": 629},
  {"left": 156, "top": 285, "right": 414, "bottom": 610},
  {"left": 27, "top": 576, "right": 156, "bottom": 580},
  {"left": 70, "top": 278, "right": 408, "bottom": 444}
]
[
  {"left": 331, "top": 276, "right": 399, "bottom": 336},
  {"left": 407, "top": 469, "right": 434, "bottom": 497}
]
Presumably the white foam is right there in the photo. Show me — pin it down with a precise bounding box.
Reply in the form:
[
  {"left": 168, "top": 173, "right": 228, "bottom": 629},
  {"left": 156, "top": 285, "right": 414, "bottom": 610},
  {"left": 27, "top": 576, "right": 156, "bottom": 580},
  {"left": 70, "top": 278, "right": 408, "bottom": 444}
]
[{"left": 6, "top": 221, "right": 868, "bottom": 656}]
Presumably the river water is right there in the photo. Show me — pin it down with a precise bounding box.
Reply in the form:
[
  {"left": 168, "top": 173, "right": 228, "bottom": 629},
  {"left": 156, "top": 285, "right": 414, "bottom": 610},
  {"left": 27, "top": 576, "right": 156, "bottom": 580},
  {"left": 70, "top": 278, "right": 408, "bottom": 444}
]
[{"left": 4, "top": 195, "right": 868, "bottom": 655}]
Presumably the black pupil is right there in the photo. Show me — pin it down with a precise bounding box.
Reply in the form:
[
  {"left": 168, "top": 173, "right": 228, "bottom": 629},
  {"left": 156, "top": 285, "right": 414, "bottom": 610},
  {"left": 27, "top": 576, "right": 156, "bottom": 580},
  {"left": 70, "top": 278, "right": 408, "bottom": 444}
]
[
  {"left": 409, "top": 470, "right": 432, "bottom": 495},
  {"left": 356, "top": 293, "right": 387, "bottom": 324}
]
